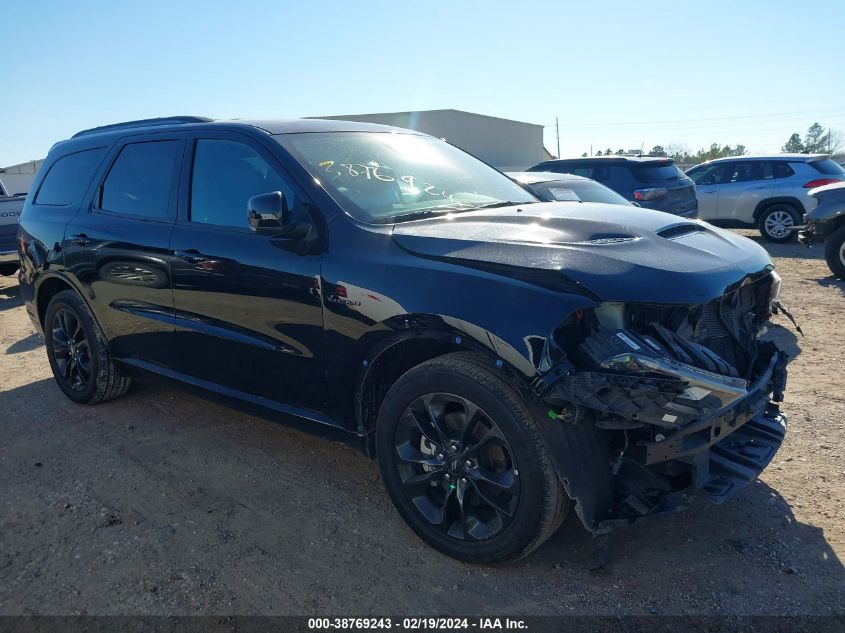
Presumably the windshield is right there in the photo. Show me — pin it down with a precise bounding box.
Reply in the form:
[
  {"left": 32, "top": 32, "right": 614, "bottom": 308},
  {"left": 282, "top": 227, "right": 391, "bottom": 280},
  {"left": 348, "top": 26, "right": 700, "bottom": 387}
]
[{"left": 275, "top": 132, "right": 537, "bottom": 223}]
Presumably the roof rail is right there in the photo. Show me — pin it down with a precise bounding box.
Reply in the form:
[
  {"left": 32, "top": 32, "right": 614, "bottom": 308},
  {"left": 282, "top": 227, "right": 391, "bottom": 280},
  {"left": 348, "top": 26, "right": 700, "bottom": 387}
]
[{"left": 72, "top": 116, "right": 213, "bottom": 138}]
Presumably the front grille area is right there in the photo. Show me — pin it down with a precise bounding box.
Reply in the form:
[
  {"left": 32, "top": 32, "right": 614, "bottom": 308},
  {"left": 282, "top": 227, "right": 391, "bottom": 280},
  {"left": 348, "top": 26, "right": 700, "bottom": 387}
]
[{"left": 691, "top": 274, "right": 774, "bottom": 378}]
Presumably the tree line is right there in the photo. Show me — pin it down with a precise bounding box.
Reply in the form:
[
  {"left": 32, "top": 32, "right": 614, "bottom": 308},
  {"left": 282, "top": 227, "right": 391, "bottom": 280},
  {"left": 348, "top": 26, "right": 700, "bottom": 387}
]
[{"left": 578, "top": 122, "right": 843, "bottom": 165}]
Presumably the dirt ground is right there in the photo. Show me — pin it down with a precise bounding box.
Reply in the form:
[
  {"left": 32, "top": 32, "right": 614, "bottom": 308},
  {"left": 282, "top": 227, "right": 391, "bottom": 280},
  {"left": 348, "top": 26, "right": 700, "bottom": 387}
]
[{"left": 0, "top": 231, "right": 843, "bottom": 617}]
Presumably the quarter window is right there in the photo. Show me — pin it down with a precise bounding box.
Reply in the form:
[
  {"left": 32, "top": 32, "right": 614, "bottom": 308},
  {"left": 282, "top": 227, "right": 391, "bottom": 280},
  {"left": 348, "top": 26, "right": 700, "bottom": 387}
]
[
  {"left": 100, "top": 141, "right": 181, "bottom": 218},
  {"left": 34, "top": 148, "right": 106, "bottom": 206},
  {"left": 189, "top": 139, "right": 301, "bottom": 228}
]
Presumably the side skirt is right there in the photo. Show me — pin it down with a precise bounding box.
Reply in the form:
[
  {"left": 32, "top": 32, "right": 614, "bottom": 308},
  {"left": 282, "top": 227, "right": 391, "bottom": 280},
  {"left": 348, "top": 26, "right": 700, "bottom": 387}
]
[{"left": 118, "top": 357, "right": 354, "bottom": 435}]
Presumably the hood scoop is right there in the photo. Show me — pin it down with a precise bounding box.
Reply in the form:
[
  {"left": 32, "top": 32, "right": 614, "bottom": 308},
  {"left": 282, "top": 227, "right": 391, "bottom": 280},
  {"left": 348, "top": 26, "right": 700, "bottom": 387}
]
[{"left": 658, "top": 223, "right": 705, "bottom": 240}]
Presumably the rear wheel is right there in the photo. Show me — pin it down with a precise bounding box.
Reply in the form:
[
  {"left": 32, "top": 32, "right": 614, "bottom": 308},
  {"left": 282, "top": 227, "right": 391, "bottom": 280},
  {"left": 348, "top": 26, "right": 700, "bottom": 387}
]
[
  {"left": 376, "top": 353, "right": 568, "bottom": 563},
  {"left": 824, "top": 224, "right": 845, "bottom": 279},
  {"left": 758, "top": 204, "right": 800, "bottom": 243},
  {"left": 44, "top": 290, "right": 131, "bottom": 404}
]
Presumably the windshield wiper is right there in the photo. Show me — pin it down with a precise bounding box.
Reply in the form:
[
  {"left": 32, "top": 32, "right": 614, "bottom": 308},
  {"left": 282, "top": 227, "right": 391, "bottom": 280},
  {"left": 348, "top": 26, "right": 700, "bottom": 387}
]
[
  {"left": 389, "top": 208, "right": 467, "bottom": 223},
  {"left": 468, "top": 200, "right": 539, "bottom": 210}
]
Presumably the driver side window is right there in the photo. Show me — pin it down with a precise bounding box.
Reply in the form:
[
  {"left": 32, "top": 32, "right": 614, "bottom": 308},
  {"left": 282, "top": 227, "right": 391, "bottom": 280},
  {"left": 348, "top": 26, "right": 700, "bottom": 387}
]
[{"left": 190, "top": 139, "right": 304, "bottom": 229}]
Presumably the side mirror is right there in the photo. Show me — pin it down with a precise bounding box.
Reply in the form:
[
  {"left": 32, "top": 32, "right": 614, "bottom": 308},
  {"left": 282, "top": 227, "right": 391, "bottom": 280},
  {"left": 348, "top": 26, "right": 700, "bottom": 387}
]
[{"left": 248, "top": 191, "right": 289, "bottom": 235}]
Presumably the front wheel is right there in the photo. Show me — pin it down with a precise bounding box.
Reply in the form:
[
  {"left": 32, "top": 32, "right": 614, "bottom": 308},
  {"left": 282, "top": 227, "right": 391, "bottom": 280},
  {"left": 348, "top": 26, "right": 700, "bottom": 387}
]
[
  {"left": 758, "top": 205, "right": 800, "bottom": 243},
  {"left": 824, "top": 224, "right": 845, "bottom": 279},
  {"left": 376, "top": 353, "right": 568, "bottom": 563}
]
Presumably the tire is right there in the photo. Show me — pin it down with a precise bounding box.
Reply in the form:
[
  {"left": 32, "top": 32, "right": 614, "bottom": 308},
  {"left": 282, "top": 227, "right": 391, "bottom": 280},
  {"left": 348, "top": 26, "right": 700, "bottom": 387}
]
[
  {"left": 824, "top": 224, "right": 845, "bottom": 280},
  {"left": 758, "top": 204, "right": 800, "bottom": 243},
  {"left": 44, "top": 289, "right": 131, "bottom": 404},
  {"left": 375, "top": 352, "right": 568, "bottom": 563}
]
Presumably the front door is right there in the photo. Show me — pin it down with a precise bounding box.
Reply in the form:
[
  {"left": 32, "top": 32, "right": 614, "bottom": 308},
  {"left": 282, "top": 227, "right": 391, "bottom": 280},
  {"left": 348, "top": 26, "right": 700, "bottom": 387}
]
[
  {"left": 715, "top": 161, "right": 768, "bottom": 224},
  {"left": 169, "top": 133, "right": 326, "bottom": 409},
  {"left": 688, "top": 162, "right": 733, "bottom": 221}
]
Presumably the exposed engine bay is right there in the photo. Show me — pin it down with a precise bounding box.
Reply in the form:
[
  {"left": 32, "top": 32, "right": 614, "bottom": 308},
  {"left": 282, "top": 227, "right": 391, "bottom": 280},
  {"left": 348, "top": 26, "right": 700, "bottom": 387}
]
[{"left": 535, "top": 269, "right": 791, "bottom": 531}]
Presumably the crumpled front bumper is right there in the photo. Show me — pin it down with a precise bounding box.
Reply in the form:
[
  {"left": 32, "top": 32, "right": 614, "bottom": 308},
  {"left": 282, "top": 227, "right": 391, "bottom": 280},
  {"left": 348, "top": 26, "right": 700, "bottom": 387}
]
[{"left": 536, "top": 348, "right": 789, "bottom": 530}]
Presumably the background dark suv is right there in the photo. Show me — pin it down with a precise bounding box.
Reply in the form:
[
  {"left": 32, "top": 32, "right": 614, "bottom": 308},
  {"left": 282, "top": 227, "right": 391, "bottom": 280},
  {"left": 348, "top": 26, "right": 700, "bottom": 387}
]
[{"left": 527, "top": 156, "right": 698, "bottom": 217}]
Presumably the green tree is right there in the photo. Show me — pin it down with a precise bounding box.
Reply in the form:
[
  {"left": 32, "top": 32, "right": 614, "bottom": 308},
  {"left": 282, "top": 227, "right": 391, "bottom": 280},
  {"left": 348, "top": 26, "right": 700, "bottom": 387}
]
[
  {"left": 616, "top": 149, "right": 625, "bottom": 155},
  {"left": 650, "top": 145, "right": 667, "bottom": 157},
  {"left": 595, "top": 150, "right": 603, "bottom": 156},
  {"left": 581, "top": 152, "right": 588, "bottom": 157},
  {"left": 804, "top": 122, "right": 829, "bottom": 153},
  {"left": 604, "top": 148, "right": 613, "bottom": 156},
  {"left": 782, "top": 133, "right": 804, "bottom": 153}
]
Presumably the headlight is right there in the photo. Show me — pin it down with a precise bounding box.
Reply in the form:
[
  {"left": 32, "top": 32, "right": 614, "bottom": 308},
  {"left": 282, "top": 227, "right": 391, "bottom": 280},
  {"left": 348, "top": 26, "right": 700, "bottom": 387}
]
[{"left": 769, "top": 270, "right": 782, "bottom": 308}]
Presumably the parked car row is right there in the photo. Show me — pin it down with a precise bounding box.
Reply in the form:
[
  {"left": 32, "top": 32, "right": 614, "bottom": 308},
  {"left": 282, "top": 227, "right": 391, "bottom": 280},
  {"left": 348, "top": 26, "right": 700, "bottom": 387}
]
[
  {"left": 686, "top": 154, "right": 845, "bottom": 242},
  {"left": 524, "top": 152, "right": 845, "bottom": 245}
]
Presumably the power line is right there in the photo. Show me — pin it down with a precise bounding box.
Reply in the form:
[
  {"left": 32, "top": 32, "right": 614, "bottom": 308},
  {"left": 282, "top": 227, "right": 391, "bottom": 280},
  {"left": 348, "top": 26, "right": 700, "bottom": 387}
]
[{"left": 557, "top": 108, "right": 845, "bottom": 129}]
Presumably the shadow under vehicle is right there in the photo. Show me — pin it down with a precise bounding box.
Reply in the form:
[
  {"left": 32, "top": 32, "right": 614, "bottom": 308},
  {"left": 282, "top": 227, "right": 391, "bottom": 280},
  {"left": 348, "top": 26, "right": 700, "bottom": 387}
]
[{"left": 17, "top": 116, "right": 797, "bottom": 564}]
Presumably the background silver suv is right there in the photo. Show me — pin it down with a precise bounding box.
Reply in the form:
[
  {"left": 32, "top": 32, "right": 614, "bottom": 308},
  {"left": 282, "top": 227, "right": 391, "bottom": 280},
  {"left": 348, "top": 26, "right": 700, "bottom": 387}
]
[{"left": 686, "top": 154, "right": 845, "bottom": 242}]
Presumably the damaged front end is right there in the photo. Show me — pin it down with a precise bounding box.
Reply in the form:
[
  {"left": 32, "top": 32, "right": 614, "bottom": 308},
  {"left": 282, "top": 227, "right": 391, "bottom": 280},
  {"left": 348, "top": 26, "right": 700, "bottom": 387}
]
[{"left": 533, "top": 269, "right": 790, "bottom": 531}]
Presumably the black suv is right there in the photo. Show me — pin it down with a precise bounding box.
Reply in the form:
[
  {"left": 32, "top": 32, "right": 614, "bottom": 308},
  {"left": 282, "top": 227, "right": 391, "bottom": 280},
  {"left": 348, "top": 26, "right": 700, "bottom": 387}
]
[
  {"left": 19, "top": 117, "right": 789, "bottom": 563},
  {"left": 527, "top": 156, "right": 698, "bottom": 217}
]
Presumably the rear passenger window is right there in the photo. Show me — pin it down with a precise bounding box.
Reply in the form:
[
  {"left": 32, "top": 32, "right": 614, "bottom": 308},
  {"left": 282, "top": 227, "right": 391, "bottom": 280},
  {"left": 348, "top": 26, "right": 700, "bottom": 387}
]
[
  {"left": 772, "top": 162, "right": 795, "bottom": 178},
  {"left": 34, "top": 148, "right": 106, "bottom": 206},
  {"left": 99, "top": 141, "right": 181, "bottom": 219}
]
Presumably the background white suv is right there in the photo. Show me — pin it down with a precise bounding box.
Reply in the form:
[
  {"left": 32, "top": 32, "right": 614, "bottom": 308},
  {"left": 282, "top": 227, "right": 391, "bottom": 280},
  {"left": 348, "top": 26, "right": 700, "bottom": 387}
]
[{"left": 686, "top": 154, "right": 845, "bottom": 242}]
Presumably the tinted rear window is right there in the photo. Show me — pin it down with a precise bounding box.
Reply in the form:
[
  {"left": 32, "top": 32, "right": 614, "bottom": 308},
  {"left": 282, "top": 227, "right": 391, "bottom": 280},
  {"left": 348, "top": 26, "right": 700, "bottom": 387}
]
[
  {"left": 810, "top": 159, "right": 845, "bottom": 176},
  {"left": 631, "top": 162, "right": 683, "bottom": 182},
  {"left": 34, "top": 148, "right": 106, "bottom": 206}
]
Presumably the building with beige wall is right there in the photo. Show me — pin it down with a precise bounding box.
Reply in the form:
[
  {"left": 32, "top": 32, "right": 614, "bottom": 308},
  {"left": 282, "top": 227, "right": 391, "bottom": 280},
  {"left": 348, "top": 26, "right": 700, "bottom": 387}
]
[{"left": 312, "top": 109, "right": 553, "bottom": 171}]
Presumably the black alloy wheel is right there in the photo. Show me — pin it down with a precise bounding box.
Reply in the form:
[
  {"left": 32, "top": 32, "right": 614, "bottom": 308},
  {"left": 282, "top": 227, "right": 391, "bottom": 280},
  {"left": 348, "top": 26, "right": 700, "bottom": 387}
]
[
  {"left": 376, "top": 353, "right": 568, "bottom": 563},
  {"left": 44, "top": 289, "right": 131, "bottom": 405},
  {"left": 50, "top": 307, "right": 92, "bottom": 392},
  {"left": 394, "top": 392, "right": 520, "bottom": 542}
]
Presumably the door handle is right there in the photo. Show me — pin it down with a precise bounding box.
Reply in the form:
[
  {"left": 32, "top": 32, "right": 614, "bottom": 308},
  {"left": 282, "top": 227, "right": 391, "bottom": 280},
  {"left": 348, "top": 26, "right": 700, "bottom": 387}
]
[
  {"left": 70, "top": 233, "right": 92, "bottom": 246},
  {"left": 174, "top": 248, "right": 208, "bottom": 264}
]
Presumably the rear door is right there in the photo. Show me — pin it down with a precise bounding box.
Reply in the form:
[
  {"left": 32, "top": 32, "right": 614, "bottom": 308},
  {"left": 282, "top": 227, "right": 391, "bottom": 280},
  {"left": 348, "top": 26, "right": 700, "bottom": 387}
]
[
  {"left": 63, "top": 134, "right": 185, "bottom": 368},
  {"left": 169, "top": 131, "right": 327, "bottom": 409}
]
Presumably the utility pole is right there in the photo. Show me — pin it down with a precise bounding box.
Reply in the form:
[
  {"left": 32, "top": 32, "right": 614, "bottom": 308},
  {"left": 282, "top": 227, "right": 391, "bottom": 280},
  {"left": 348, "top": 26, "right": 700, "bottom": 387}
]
[
  {"left": 555, "top": 117, "right": 560, "bottom": 158},
  {"left": 829, "top": 127, "right": 832, "bottom": 154}
]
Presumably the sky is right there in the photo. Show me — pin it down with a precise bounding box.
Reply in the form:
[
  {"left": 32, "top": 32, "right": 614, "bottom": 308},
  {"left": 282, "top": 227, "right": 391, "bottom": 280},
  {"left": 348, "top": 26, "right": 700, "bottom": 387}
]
[{"left": 2, "top": 0, "right": 845, "bottom": 166}]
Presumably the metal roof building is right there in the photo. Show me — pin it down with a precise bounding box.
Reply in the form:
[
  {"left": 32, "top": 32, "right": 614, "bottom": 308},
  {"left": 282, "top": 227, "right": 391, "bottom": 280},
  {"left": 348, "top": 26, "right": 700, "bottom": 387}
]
[
  {"left": 0, "top": 159, "right": 43, "bottom": 195},
  {"left": 312, "top": 109, "right": 553, "bottom": 171}
]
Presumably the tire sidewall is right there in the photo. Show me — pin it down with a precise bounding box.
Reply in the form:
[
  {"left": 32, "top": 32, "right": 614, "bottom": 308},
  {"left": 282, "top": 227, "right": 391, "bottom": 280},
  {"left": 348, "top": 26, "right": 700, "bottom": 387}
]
[
  {"left": 759, "top": 205, "right": 799, "bottom": 243},
  {"left": 824, "top": 225, "right": 845, "bottom": 279},
  {"left": 376, "top": 362, "right": 549, "bottom": 563},
  {"left": 44, "top": 291, "right": 102, "bottom": 404}
]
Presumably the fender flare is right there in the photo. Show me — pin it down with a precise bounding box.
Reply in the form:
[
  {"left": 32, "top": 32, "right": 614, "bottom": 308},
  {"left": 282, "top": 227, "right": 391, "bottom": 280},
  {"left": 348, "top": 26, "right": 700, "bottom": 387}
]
[
  {"left": 353, "top": 315, "right": 541, "bottom": 434},
  {"left": 753, "top": 196, "right": 804, "bottom": 222}
]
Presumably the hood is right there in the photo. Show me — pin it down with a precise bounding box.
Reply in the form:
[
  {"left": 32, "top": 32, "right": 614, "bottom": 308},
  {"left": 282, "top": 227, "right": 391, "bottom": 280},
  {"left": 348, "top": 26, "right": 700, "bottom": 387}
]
[{"left": 391, "top": 202, "right": 773, "bottom": 303}]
